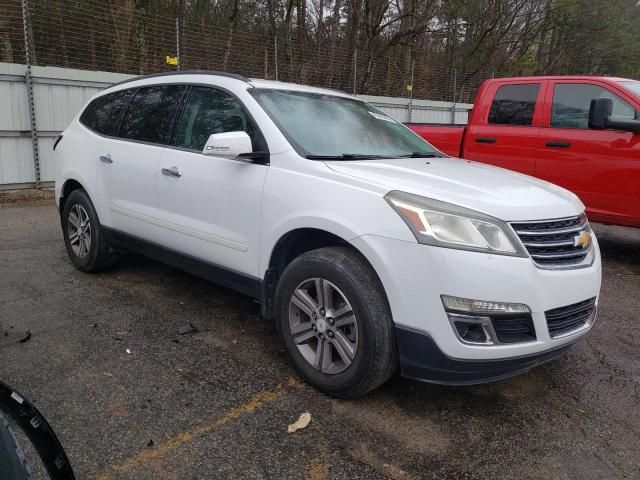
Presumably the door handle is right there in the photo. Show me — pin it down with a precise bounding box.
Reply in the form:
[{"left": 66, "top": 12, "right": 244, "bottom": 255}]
[
  {"left": 99, "top": 154, "right": 113, "bottom": 164},
  {"left": 545, "top": 141, "right": 571, "bottom": 148},
  {"left": 475, "top": 137, "right": 497, "bottom": 143},
  {"left": 161, "top": 166, "right": 182, "bottom": 178}
]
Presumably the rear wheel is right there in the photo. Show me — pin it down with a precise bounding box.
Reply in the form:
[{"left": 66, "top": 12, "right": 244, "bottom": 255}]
[
  {"left": 275, "top": 247, "right": 398, "bottom": 398},
  {"left": 61, "top": 189, "right": 116, "bottom": 272}
]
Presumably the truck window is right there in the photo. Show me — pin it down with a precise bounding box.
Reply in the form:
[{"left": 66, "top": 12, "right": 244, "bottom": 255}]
[
  {"left": 488, "top": 84, "right": 539, "bottom": 126},
  {"left": 551, "top": 84, "right": 636, "bottom": 129}
]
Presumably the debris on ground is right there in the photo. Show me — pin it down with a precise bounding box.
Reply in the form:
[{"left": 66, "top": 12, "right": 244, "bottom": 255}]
[
  {"left": 177, "top": 323, "right": 197, "bottom": 335},
  {"left": 112, "top": 331, "right": 129, "bottom": 341},
  {"left": 287, "top": 412, "right": 312, "bottom": 433},
  {"left": 18, "top": 331, "right": 32, "bottom": 343},
  {"left": 125, "top": 349, "right": 132, "bottom": 354},
  {"left": 147, "top": 439, "right": 154, "bottom": 447}
]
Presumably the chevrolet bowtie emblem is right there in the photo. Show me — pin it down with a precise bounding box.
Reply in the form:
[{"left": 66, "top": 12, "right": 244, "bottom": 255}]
[{"left": 574, "top": 230, "right": 592, "bottom": 249}]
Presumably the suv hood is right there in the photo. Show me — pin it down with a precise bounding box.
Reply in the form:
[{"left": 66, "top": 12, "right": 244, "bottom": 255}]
[{"left": 324, "top": 157, "right": 584, "bottom": 221}]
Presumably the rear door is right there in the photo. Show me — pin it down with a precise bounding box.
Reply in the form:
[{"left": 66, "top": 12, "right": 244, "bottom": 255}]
[
  {"left": 463, "top": 81, "right": 545, "bottom": 175},
  {"left": 96, "top": 84, "right": 186, "bottom": 240},
  {"left": 155, "top": 85, "right": 269, "bottom": 277},
  {"left": 535, "top": 80, "right": 640, "bottom": 226}
]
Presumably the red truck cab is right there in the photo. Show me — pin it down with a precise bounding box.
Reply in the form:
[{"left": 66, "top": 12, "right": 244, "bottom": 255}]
[{"left": 409, "top": 76, "right": 640, "bottom": 228}]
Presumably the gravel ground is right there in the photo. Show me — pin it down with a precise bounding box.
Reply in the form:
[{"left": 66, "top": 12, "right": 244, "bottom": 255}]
[{"left": 0, "top": 203, "right": 638, "bottom": 480}]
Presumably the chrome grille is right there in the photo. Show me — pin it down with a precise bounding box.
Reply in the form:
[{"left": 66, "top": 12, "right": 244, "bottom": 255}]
[
  {"left": 545, "top": 298, "right": 596, "bottom": 338},
  {"left": 510, "top": 214, "right": 593, "bottom": 269}
]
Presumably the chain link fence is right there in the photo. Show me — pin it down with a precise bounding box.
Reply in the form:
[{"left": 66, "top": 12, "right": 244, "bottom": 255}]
[
  {"left": 1, "top": 0, "right": 488, "bottom": 188},
  {"left": 2, "top": 0, "right": 492, "bottom": 103}
]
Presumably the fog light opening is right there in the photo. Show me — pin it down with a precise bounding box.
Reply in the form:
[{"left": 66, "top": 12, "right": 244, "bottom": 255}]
[
  {"left": 442, "top": 295, "right": 535, "bottom": 346},
  {"left": 454, "top": 321, "right": 488, "bottom": 344},
  {"left": 447, "top": 313, "right": 496, "bottom": 345}
]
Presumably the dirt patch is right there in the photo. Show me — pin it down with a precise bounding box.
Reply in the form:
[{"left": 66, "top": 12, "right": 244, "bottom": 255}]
[
  {"left": 350, "top": 443, "right": 419, "bottom": 480},
  {"left": 0, "top": 188, "right": 55, "bottom": 206},
  {"left": 332, "top": 394, "right": 450, "bottom": 457},
  {"left": 105, "top": 400, "right": 130, "bottom": 418}
]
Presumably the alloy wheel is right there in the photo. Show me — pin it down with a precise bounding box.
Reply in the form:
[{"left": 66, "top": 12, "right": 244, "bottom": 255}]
[
  {"left": 288, "top": 278, "right": 358, "bottom": 374},
  {"left": 67, "top": 204, "right": 91, "bottom": 259}
]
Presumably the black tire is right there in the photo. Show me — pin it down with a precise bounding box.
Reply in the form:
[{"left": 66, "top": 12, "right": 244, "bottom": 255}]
[
  {"left": 275, "top": 247, "right": 398, "bottom": 398},
  {"left": 61, "top": 189, "right": 117, "bottom": 272}
]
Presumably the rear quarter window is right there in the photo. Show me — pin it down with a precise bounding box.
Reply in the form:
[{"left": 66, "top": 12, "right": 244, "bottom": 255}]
[
  {"left": 79, "top": 89, "right": 135, "bottom": 136},
  {"left": 488, "top": 84, "right": 540, "bottom": 126}
]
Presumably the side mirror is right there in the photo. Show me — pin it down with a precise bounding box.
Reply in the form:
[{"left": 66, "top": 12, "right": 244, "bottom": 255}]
[
  {"left": 203, "top": 131, "right": 253, "bottom": 158},
  {"left": 588, "top": 98, "right": 612, "bottom": 130},
  {"left": 589, "top": 97, "right": 640, "bottom": 133}
]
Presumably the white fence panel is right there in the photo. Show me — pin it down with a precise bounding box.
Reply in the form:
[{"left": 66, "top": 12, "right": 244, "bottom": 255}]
[
  {"left": 0, "top": 138, "right": 35, "bottom": 184},
  {"left": 0, "top": 68, "right": 32, "bottom": 184},
  {"left": 0, "top": 63, "right": 131, "bottom": 187},
  {"left": 358, "top": 95, "right": 472, "bottom": 125}
]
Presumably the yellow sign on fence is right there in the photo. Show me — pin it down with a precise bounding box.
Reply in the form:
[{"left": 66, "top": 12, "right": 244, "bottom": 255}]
[{"left": 165, "top": 55, "right": 178, "bottom": 66}]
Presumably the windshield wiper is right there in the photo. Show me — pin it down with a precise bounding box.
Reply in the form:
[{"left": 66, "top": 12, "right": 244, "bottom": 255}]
[
  {"left": 306, "top": 153, "right": 391, "bottom": 160},
  {"left": 399, "top": 152, "right": 444, "bottom": 158},
  {"left": 306, "top": 152, "right": 444, "bottom": 160}
]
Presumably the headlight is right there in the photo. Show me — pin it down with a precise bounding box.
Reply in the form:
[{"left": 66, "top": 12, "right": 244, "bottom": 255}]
[{"left": 385, "top": 191, "right": 526, "bottom": 256}]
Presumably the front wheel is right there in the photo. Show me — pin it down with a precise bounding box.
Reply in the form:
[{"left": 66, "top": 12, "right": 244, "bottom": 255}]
[{"left": 275, "top": 247, "right": 398, "bottom": 398}]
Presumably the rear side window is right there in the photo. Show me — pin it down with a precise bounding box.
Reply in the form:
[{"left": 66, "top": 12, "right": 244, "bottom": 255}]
[
  {"left": 176, "top": 86, "right": 261, "bottom": 151},
  {"left": 488, "top": 84, "right": 540, "bottom": 126},
  {"left": 551, "top": 83, "right": 637, "bottom": 129},
  {"left": 119, "top": 85, "right": 186, "bottom": 144},
  {"left": 80, "top": 89, "right": 135, "bottom": 136}
]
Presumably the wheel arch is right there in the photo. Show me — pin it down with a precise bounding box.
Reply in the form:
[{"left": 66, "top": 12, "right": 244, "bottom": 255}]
[
  {"left": 58, "top": 178, "right": 85, "bottom": 214},
  {"left": 261, "top": 228, "right": 385, "bottom": 319}
]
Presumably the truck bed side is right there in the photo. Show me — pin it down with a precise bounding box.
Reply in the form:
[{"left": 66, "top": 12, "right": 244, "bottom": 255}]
[{"left": 408, "top": 124, "right": 466, "bottom": 157}]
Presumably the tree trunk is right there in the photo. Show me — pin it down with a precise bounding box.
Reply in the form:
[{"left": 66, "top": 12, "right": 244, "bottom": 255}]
[{"left": 222, "top": 0, "right": 240, "bottom": 71}]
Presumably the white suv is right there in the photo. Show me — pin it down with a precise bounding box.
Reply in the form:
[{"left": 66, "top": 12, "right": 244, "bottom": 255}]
[{"left": 54, "top": 72, "right": 601, "bottom": 397}]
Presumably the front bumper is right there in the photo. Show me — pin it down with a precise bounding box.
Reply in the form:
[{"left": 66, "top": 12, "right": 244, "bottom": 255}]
[
  {"left": 395, "top": 324, "right": 581, "bottom": 385},
  {"left": 351, "top": 233, "right": 601, "bottom": 380}
]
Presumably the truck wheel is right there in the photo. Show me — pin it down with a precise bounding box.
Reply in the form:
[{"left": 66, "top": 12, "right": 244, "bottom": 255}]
[
  {"left": 61, "top": 189, "right": 116, "bottom": 273},
  {"left": 275, "top": 247, "right": 398, "bottom": 398}
]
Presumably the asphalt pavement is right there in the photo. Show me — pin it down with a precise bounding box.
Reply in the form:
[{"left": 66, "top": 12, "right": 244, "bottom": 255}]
[{"left": 0, "top": 202, "right": 638, "bottom": 479}]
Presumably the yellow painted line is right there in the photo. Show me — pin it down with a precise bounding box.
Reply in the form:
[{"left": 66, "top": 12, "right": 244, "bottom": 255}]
[{"left": 95, "top": 378, "right": 300, "bottom": 479}]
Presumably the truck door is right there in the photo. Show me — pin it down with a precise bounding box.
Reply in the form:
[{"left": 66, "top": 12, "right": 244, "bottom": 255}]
[
  {"left": 463, "top": 80, "right": 545, "bottom": 175},
  {"left": 535, "top": 80, "right": 640, "bottom": 227}
]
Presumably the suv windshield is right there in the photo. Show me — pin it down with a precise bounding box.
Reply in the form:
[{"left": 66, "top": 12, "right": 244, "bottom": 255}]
[
  {"left": 251, "top": 89, "right": 440, "bottom": 159},
  {"left": 618, "top": 80, "right": 640, "bottom": 97}
]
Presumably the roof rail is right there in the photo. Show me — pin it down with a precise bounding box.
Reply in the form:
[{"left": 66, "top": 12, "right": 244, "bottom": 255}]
[{"left": 110, "top": 70, "right": 251, "bottom": 88}]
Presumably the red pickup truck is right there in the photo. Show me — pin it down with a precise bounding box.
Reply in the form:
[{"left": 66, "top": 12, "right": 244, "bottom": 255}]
[{"left": 408, "top": 76, "right": 640, "bottom": 228}]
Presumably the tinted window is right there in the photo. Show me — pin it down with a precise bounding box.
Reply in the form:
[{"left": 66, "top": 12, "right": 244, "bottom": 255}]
[
  {"left": 119, "top": 85, "right": 185, "bottom": 144},
  {"left": 80, "top": 89, "right": 135, "bottom": 136},
  {"left": 488, "top": 84, "right": 540, "bottom": 126},
  {"left": 176, "top": 86, "right": 260, "bottom": 151},
  {"left": 551, "top": 83, "right": 637, "bottom": 129}
]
